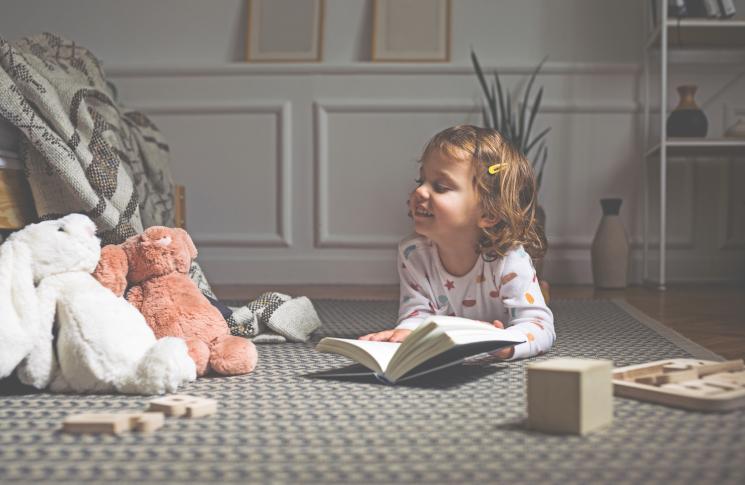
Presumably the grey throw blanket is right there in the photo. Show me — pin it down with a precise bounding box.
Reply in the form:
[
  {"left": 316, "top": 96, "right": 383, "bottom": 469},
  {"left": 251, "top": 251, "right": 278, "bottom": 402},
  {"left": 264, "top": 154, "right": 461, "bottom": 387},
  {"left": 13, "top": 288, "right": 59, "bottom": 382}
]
[{"left": 0, "top": 33, "right": 320, "bottom": 343}]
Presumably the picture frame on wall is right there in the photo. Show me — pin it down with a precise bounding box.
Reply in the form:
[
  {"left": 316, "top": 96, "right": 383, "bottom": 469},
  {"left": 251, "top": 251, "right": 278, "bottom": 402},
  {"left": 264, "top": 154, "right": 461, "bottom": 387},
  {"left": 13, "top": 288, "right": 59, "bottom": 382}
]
[
  {"left": 372, "top": 0, "right": 451, "bottom": 62},
  {"left": 246, "top": 0, "right": 324, "bottom": 62}
]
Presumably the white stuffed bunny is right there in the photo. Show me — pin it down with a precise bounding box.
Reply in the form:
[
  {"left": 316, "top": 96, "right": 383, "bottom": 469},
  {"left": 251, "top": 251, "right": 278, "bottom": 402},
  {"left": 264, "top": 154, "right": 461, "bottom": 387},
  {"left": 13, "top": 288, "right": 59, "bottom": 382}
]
[{"left": 0, "top": 213, "right": 196, "bottom": 394}]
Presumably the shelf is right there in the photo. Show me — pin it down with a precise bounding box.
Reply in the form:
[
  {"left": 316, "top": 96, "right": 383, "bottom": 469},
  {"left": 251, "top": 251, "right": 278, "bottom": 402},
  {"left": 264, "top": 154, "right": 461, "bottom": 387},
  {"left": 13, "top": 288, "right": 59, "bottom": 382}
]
[
  {"left": 645, "top": 138, "right": 745, "bottom": 158},
  {"left": 647, "top": 18, "right": 745, "bottom": 49}
]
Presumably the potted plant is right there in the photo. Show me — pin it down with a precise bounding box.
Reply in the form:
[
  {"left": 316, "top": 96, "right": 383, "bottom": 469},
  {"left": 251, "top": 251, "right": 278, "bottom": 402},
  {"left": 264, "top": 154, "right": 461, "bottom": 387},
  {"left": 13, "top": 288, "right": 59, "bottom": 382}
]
[{"left": 471, "top": 50, "right": 550, "bottom": 274}]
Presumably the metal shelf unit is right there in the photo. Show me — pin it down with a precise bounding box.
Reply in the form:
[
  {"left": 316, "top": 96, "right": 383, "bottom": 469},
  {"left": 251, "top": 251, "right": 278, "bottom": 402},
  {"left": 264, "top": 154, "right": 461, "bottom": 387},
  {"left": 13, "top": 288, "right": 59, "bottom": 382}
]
[{"left": 642, "top": 4, "right": 745, "bottom": 290}]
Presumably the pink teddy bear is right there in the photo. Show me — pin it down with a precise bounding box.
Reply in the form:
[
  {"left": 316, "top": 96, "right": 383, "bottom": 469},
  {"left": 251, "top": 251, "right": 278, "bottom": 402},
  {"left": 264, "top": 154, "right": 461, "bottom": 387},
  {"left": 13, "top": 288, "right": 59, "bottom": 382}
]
[{"left": 93, "top": 226, "right": 257, "bottom": 377}]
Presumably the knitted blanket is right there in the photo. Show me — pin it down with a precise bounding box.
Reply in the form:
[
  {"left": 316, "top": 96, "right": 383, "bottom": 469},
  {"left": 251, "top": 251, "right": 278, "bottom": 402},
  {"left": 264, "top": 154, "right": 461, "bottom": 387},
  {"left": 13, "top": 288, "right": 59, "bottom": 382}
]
[
  {"left": 0, "top": 33, "right": 172, "bottom": 243},
  {"left": 0, "top": 33, "right": 319, "bottom": 343}
]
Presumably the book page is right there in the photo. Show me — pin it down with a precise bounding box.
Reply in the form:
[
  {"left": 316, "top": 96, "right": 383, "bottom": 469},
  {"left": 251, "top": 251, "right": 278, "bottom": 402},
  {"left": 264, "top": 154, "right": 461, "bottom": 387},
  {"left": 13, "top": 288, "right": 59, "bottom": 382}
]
[{"left": 316, "top": 338, "right": 400, "bottom": 374}]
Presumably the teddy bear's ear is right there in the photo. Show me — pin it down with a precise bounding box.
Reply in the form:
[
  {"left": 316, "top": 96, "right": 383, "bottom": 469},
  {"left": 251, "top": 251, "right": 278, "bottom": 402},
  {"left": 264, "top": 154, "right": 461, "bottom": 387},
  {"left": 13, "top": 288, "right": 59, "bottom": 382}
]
[{"left": 92, "top": 245, "right": 129, "bottom": 297}]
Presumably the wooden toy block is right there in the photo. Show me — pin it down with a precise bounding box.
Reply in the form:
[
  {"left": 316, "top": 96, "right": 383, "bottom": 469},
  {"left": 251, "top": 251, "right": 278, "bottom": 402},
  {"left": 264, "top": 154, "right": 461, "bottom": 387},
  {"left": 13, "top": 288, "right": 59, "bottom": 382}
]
[
  {"left": 613, "top": 359, "right": 745, "bottom": 411},
  {"left": 129, "top": 412, "right": 165, "bottom": 433},
  {"left": 148, "top": 395, "right": 217, "bottom": 418},
  {"left": 695, "top": 360, "right": 744, "bottom": 377},
  {"left": 185, "top": 399, "right": 217, "bottom": 418},
  {"left": 62, "top": 413, "right": 133, "bottom": 435},
  {"left": 527, "top": 358, "right": 613, "bottom": 435}
]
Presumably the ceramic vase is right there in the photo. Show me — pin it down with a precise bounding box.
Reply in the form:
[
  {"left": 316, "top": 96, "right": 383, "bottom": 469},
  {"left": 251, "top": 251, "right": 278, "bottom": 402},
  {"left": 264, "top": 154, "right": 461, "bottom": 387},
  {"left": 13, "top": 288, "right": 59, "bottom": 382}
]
[
  {"left": 591, "top": 198, "right": 629, "bottom": 289},
  {"left": 666, "top": 85, "right": 708, "bottom": 138}
]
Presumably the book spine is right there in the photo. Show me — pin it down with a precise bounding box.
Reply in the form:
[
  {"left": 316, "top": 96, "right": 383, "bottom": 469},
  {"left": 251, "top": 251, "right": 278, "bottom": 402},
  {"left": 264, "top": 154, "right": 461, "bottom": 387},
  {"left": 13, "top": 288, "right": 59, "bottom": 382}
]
[
  {"left": 374, "top": 373, "right": 395, "bottom": 385},
  {"left": 702, "top": 0, "right": 721, "bottom": 17},
  {"left": 718, "top": 0, "right": 736, "bottom": 18}
]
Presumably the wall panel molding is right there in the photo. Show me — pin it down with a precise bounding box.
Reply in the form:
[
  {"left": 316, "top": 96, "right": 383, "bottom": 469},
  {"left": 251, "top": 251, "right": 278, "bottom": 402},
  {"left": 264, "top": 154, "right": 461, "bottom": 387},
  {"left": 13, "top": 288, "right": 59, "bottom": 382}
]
[
  {"left": 313, "top": 99, "right": 477, "bottom": 249},
  {"left": 133, "top": 100, "right": 292, "bottom": 248}
]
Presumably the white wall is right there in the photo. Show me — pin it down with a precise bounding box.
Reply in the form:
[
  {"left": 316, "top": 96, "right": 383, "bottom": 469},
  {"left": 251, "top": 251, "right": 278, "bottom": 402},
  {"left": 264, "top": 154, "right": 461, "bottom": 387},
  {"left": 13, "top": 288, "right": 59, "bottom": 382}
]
[{"left": 2, "top": 0, "right": 744, "bottom": 285}]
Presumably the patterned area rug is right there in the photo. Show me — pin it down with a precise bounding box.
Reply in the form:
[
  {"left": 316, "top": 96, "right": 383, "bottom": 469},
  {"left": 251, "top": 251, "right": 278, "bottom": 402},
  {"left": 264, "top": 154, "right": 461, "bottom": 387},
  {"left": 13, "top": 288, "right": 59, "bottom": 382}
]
[{"left": 1, "top": 299, "right": 744, "bottom": 484}]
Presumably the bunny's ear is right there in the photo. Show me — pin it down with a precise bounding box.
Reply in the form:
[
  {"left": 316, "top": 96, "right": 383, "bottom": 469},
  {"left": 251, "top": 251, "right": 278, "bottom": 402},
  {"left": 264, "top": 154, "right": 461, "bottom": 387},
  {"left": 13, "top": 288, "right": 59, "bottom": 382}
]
[
  {"left": 92, "top": 244, "right": 129, "bottom": 297},
  {"left": 0, "top": 239, "right": 40, "bottom": 379}
]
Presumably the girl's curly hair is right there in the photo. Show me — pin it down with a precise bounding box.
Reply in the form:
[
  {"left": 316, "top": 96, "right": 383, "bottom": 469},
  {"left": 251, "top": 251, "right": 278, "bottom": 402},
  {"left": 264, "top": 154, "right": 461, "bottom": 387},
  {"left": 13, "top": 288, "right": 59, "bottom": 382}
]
[{"left": 421, "top": 125, "right": 547, "bottom": 261}]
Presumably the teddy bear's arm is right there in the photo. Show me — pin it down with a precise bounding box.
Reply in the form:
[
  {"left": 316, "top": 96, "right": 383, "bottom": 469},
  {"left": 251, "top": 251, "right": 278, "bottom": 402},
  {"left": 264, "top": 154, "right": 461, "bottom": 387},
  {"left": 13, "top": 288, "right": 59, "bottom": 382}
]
[
  {"left": 92, "top": 245, "right": 129, "bottom": 297},
  {"left": 126, "top": 285, "right": 144, "bottom": 311},
  {"left": 15, "top": 279, "right": 60, "bottom": 389}
]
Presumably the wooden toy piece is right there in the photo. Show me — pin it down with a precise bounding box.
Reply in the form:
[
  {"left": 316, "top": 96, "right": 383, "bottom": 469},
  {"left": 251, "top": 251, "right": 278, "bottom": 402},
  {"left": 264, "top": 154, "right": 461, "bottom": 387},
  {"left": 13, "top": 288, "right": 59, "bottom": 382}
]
[
  {"left": 185, "top": 399, "right": 217, "bottom": 418},
  {"left": 637, "top": 367, "right": 699, "bottom": 386},
  {"left": 62, "top": 413, "right": 133, "bottom": 435},
  {"left": 613, "top": 358, "right": 745, "bottom": 412},
  {"left": 148, "top": 394, "right": 217, "bottom": 418},
  {"left": 129, "top": 412, "right": 165, "bottom": 433},
  {"left": 527, "top": 358, "right": 613, "bottom": 435},
  {"left": 695, "top": 359, "right": 744, "bottom": 377},
  {"left": 148, "top": 395, "right": 191, "bottom": 416}
]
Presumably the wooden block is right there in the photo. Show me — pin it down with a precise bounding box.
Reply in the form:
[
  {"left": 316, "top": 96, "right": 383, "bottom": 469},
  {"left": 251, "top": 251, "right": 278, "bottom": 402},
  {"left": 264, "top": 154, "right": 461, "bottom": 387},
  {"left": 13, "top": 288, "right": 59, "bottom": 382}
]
[
  {"left": 129, "top": 412, "right": 165, "bottom": 433},
  {"left": 655, "top": 368, "right": 700, "bottom": 385},
  {"left": 617, "top": 363, "right": 667, "bottom": 381},
  {"left": 148, "top": 394, "right": 191, "bottom": 416},
  {"left": 694, "top": 359, "right": 744, "bottom": 377},
  {"left": 663, "top": 362, "right": 693, "bottom": 372},
  {"left": 635, "top": 376, "right": 658, "bottom": 385},
  {"left": 62, "top": 413, "right": 133, "bottom": 435},
  {"left": 185, "top": 399, "right": 217, "bottom": 418},
  {"left": 527, "top": 358, "right": 613, "bottom": 435},
  {"left": 148, "top": 394, "right": 217, "bottom": 418}
]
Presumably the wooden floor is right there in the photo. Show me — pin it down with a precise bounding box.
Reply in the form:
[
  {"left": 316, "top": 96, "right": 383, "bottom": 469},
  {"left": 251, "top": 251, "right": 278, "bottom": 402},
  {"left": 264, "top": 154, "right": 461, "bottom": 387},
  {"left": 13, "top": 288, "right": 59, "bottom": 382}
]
[{"left": 214, "top": 284, "right": 745, "bottom": 360}]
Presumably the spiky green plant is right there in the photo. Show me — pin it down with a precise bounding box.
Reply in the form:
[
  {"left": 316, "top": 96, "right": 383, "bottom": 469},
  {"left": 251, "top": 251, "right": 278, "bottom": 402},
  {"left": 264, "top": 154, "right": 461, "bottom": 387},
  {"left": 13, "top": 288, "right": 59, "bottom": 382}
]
[{"left": 471, "top": 50, "right": 550, "bottom": 191}]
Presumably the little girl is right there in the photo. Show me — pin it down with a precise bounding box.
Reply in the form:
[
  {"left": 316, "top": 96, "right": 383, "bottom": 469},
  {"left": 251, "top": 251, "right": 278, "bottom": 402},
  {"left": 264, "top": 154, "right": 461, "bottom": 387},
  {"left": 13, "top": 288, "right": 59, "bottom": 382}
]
[{"left": 360, "top": 125, "right": 554, "bottom": 360}]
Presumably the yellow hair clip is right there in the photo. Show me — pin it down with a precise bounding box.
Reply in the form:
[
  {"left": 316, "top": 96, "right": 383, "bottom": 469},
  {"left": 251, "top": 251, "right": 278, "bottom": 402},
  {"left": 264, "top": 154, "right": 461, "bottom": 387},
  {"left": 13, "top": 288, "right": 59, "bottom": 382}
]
[{"left": 488, "top": 163, "right": 506, "bottom": 175}]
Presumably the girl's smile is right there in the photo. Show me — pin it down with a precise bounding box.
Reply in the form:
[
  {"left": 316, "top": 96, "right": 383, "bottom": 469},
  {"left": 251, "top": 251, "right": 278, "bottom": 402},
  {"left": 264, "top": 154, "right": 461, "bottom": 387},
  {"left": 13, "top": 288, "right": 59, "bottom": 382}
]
[{"left": 409, "top": 149, "right": 483, "bottom": 250}]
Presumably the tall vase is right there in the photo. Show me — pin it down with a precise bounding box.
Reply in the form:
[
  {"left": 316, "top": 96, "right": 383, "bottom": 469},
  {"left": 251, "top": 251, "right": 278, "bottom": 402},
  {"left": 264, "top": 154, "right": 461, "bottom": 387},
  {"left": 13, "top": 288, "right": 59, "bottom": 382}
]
[
  {"left": 591, "top": 198, "right": 629, "bottom": 289},
  {"left": 666, "top": 85, "right": 708, "bottom": 138}
]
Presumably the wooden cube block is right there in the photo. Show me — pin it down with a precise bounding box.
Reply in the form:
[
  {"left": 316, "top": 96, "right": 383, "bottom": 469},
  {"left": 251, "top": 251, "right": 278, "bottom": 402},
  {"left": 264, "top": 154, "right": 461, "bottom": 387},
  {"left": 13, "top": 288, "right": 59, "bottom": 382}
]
[{"left": 527, "top": 358, "right": 613, "bottom": 435}]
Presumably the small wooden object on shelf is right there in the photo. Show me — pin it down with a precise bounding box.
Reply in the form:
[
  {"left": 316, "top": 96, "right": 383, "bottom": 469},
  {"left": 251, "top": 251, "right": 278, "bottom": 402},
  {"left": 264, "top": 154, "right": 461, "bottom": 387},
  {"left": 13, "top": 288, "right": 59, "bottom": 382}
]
[
  {"left": 527, "top": 358, "right": 613, "bottom": 435},
  {"left": 613, "top": 358, "right": 745, "bottom": 411}
]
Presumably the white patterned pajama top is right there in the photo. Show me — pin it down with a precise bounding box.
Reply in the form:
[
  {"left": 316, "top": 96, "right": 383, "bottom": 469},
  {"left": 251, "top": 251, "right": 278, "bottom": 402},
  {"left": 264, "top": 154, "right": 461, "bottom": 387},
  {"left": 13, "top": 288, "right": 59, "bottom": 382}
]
[{"left": 395, "top": 234, "right": 555, "bottom": 360}]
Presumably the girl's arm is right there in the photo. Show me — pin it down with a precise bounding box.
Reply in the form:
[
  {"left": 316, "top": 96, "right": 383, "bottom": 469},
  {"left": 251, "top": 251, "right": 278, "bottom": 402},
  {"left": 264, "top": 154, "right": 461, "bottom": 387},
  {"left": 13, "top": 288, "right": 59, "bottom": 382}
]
[
  {"left": 359, "top": 240, "right": 435, "bottom": 341},
  {"left": 395, "top": 245, "right": 436, "bottom": 331},
  {"left": 498, "top": 248, "right": 556, "bottom": 360}
]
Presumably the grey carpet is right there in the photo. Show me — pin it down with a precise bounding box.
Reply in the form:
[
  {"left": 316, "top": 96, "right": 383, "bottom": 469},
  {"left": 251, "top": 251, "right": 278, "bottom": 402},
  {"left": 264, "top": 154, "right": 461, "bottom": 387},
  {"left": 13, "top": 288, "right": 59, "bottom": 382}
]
[{"left": 1, "top": 299, "right": 744, "bottom": 484}]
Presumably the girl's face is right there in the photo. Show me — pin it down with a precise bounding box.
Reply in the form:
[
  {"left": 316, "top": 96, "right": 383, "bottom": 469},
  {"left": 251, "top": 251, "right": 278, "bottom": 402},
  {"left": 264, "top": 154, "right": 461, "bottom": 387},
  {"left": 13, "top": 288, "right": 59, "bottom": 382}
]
[{"left": 409, "top": 149, "right": 486, "bottom": 248}]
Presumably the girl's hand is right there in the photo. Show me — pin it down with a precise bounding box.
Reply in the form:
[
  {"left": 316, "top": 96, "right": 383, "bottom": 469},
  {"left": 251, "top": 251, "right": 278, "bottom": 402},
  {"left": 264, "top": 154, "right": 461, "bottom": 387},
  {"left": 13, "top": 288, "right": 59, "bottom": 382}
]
[
  {"left": 485, "top": 319, "right": 515, "bottom": 360},
  {"left": 358, "top": 329, "right": 412, "bottom": 342}
]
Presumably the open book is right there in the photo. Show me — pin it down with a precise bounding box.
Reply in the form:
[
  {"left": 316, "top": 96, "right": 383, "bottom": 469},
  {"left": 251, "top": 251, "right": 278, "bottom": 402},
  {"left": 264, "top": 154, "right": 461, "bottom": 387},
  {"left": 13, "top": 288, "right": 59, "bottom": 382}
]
[{"left": 315, "top": 316, "right": 526, "bottom": 384}]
